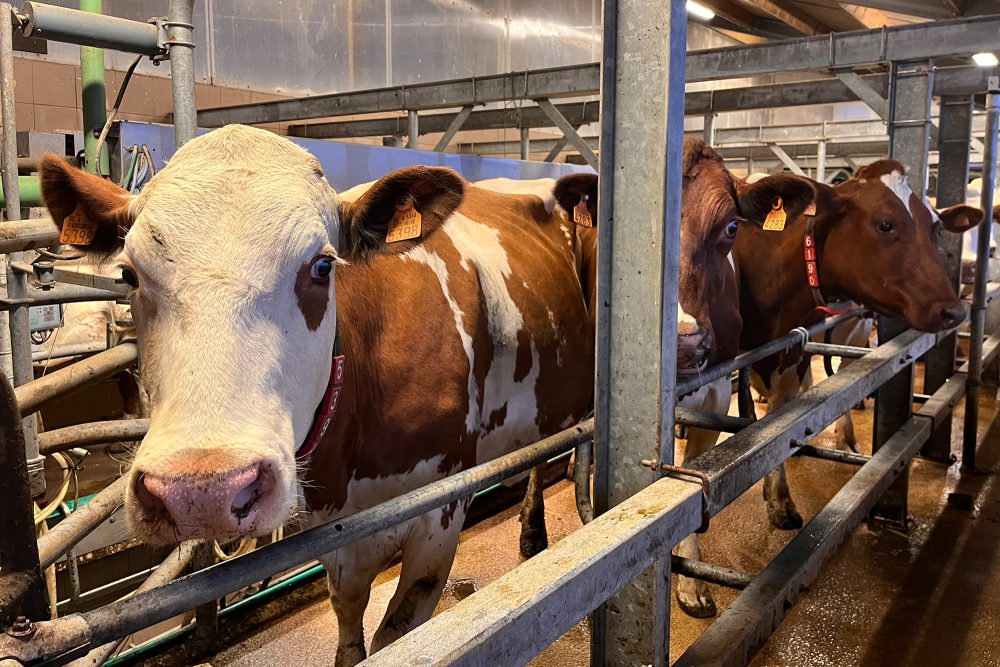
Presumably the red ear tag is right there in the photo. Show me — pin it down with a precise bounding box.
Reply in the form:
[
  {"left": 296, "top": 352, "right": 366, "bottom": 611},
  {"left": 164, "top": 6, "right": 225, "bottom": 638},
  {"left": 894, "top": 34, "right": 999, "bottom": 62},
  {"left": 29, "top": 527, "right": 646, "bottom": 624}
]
[
  {"left": 59, "top": 205, "right": 98, "bottom": 245},
  {"left": 763, "top": 196, "right": 787, "bottom": 232},
  {"left": 385, "top": 195, "right": 422, "bottom": 243}
]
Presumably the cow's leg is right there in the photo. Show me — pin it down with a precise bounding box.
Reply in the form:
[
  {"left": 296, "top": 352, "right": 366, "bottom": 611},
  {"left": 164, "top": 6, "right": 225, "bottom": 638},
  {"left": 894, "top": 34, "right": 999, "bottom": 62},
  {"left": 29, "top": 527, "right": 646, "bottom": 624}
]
[
  {"left": 370, "top": 499, "right": 468, "bottom": 653},
  {"left": 753, "top": 368, "right": 805, "bottom": 530},
  {"left": 519, "top": 464, "right": 548, "bottom": 557},
  {"left": 829, "top": 318, "right": 871, "bottom": 452},
  {"left": 320, "top": 536, "right": 395, "bottom": 667},
  {"left": 674, "top": 377, "right": 729, "bottom": 619}
]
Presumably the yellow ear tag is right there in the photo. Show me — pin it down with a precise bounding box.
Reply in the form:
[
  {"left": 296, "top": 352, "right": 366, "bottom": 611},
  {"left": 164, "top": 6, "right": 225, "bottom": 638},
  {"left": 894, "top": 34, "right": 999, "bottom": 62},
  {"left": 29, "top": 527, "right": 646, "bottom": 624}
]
[
  {"left": 763, "top": 196, "right": 787, "bottom": 231},
  {"left": 59, "top": 205, "right": 98, "bottom": 245},
  {"left": 803, "top": 202, "right": 817, "bottom": 216},
  {"left": 385, "top": 196, "right": 422, "bottom": 243},
  {"left": 573, "top": 196, "right": 593, "bottom": 227}
]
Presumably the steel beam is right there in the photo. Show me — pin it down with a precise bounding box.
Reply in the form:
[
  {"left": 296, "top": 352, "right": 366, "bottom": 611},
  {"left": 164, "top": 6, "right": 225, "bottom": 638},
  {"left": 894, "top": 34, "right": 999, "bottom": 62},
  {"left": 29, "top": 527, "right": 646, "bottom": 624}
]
[
  {"left": 20, "top": 2, "right": 163, "bottom": 56},
  {"left": 923, "top": 94, "right": 973, "bottom": 462},
  {"left": 536, "top": 98, "right": 598, "bottom": 169},
  {"left": 592, "top": 0, "right": 686, "bottom": 663},
  {"left": 13, "top": 342, "right": 137, "bottom": 416},
  {"left": 432, "top": 105, "right": 473, "bottom": 152},
  {"left": 835, "top": 70, "right": 889, "bottom": 120},
  {"left": 0, "top": 218, "right": 59, "bottom": 254},
  {"left": 767, "top": 143, "right": 805, "bottom": 175},
  {"left": 406, "top": 110, "right": 419, "bottom": 149}
]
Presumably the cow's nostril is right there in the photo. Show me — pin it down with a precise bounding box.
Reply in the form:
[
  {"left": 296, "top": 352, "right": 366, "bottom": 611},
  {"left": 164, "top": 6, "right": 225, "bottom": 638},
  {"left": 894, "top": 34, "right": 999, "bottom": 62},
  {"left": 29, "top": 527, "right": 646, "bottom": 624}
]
[
  {"left": 940, "top": 305, "right": 967, "bottom": 330},
  {"left": 134, "top": 473, "right": 171, "bottom": 520},
  {"left": 231, "top": 473, "right": 264, "bottom": 520}
]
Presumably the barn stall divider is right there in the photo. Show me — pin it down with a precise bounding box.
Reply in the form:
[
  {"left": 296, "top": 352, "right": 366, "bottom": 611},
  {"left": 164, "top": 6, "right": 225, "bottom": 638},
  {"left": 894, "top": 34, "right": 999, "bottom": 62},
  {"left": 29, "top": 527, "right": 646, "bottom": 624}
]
[{"left": 1, "top": 4, "right": 1000, "bottom": 666}]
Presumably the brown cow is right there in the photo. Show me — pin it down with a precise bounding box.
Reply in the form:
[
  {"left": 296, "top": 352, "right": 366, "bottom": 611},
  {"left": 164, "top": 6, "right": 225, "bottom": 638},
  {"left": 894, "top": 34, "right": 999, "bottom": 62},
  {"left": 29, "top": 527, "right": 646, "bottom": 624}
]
[
  {"left": 39, "top": 125, "right": 594, "bottom": 665},
  {"left": 736, "top": 159, "right": 981, "bottom": 531}
]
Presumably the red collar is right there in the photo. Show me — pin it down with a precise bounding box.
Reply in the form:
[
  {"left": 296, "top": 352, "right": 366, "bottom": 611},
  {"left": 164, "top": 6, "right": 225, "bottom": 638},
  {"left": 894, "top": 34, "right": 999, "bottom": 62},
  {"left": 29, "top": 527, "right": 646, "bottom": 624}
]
[
  {"left": 803, "top": 222, "right": 854, "bottom": 316},
  {"left": 296, "top": 330, "right": 345, "bottom": 461}
]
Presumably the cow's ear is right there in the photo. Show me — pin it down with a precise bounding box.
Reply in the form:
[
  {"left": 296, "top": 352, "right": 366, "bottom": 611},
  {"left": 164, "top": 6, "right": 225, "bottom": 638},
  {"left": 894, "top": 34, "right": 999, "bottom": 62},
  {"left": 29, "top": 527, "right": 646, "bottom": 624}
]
[
  {"left": 993, "top": 204, "right": 1000, "bottom": 225},
  {"left": 39, "top": 153, "right": 134, "bottom": 261},
  {"left": 554, "top": 173, "right": 598, "bottom": 225},
  {"left": 736, "top": 174, "right": 818, "bottom": 228},
  {"left": 939, "top": 204, "right": 984, "bottom": 233},
  {"left": 339, "top": 166, "right": 463, "bottom": 260}
]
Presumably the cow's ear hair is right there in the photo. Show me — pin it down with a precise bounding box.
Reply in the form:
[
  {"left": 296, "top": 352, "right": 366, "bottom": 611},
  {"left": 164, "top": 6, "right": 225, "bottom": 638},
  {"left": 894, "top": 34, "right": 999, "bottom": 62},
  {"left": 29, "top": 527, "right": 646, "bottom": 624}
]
[
  {"left": 736, "top": 174, "right": 819, "bottom": 228},
  {"left": 339, "top": 166, "right": 464, "bottom": 260},
  {"left": 39, "top": 153, "right": 134, "bottom": 262},
  {"left": 554, "top": 173, "right": 598, "bottom": 224},
  {"left": 939, "top": 204, "right": 984, "bottom": 233}
]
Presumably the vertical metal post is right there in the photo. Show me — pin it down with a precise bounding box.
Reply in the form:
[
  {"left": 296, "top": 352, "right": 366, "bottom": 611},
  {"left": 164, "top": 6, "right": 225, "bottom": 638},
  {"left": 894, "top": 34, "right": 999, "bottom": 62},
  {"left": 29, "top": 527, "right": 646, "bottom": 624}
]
[
  {"left": 167, "top": 0, "right": 196, "bottom": 148},
  {"left": 874, "top": 60, "right": 934, "bottom": 527},
  {"left": 79, "top": 0, "right": 108, "bottom": 174},
  {"left": 923, "top": 94, "right": 973, "bottom": 462},
  {"left": 407, "top": 109, "right": 419, "bottom": 149},
  {"left": 0, "top": 2, "right": 42, "bottom": 497},
  {"left": 703, "top": 113, "right": 715, "bottom": 146},
  {"left": 816, "top": 139, "right": 827, "bottom": 183},
  {"left": 519, "top": 127, "right": 530, "bottom": 160},
  {"left": 192, "top": 543, "right": 219, "bottom": 645},
  {"left": 964, "top": 76, "right": 1000, "bottom": 471},
  {"left": 592, "top": 1, "right": 686, "bottom": 665}
]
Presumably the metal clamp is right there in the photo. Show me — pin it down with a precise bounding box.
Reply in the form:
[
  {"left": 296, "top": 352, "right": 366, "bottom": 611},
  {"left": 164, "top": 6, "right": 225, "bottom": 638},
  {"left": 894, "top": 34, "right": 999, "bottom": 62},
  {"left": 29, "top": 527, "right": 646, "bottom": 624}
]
[{"left": 641, "top": 460, "right": 711, "bottom": 533}]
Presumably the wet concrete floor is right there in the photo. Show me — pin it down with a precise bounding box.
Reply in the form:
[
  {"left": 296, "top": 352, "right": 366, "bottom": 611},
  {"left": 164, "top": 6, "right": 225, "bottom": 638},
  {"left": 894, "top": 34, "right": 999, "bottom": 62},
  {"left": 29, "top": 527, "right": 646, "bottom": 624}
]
[{"left": 209, "top": 361, "right": 1000, "bottom": 666}]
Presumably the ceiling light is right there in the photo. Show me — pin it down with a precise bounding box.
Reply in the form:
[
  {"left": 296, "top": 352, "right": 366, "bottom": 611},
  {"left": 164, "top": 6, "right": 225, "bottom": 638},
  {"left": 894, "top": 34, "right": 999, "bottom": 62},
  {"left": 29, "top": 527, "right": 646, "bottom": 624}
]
[
  {"left": 973, "top": 52, "right": 999, "bottom": 68},
  {"left": 686, "top": 1, "right": 715, "bottom": 22}
]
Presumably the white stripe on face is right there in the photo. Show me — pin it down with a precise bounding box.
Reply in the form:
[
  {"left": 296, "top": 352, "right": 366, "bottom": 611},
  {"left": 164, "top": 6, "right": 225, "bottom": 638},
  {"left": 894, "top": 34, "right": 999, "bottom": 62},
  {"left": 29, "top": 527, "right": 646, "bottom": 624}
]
[
  {"left": 879, "top": 170, "right": 913, "bottom": 217},
  {"left": 678, "top": 302, "right": 700, "bottom": 336}
]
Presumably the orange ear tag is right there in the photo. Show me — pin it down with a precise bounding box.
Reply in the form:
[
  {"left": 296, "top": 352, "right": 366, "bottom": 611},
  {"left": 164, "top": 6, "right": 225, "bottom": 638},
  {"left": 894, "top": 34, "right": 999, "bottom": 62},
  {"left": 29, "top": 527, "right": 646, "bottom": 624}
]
[
  {"left": 385, "top": 196, "right": 422, "bottom": 243},
  {"left": 763, "top": 196, "right": 787, "bottom": 232},
  {"left": 59, "top": 205, "right": 98, "bottom": 245},
  {"left": 573, "top": 196, "right": 593, "bottom": 227},
  {"left": 803, "top": 202, "right": 817, "bottom": 216}
]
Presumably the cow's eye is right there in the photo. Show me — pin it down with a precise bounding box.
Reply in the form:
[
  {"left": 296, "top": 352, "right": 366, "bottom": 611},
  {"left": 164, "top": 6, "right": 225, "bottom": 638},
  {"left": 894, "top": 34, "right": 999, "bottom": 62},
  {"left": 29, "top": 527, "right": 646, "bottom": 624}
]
[
  {"left": 875, "top": 220, "right": 895, "bottom": 234},
  {"left": 724, "top": 220, "right": 740, "bottom": 240},
  {"left": 310, "top": 257, "right": 334, "bottom": 281},
  {"left": 121, "top": 267, "right": 138, "bottom": 288}
]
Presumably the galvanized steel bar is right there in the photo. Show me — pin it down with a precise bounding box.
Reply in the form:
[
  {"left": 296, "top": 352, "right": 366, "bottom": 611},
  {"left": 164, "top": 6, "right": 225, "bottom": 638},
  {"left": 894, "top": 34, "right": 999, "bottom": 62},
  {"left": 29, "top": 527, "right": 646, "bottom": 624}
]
[
  {"left": 38, "top": 419, "right": 148, "bottom": 455},
  {"left": 407, "top": 110, "right": 419, "bottom": 149},
  {"left": 802, "top": 341, "right": 870, "bottom": 359},
  {"left": 0, "top": 283, "right": 126, "bottom": 310},
  {"left": 0, "top": 2, "right": 43, "bottom": 498},
  {"left": 13, "top": 342, "right": 138, "bottom": 416},
  {"left": 834, "top": 70, "right": 889, "bottom": 121},
  {"left": 20, "top": 2, "right": 163, "bottom": 56},
  {"left": 0, "top": 217, "right": 60, "bottom": 254},
  {"left": 816, "top": 139, "right": 827, "bottom": 183},
  {"left": 674, "top": 407, "right": 750, "bottom": 434},
  {"left": 794, "top": 444, "right": 871, "bottom": 466},
  {"left": 670, "top": 556, "right": 753, "bottom": 591},
  {"left": 32, "top": 341, "right": 108, "bottom": 363},
  {"left": 36, "top": 475, "right": 127, "bottom": 569},
  {"left": 431, "top": 105, "right": 473, "bottom": 152},
  {"left": 167, "top": 0, "right": 196, "bottom": 147},
  {"left": 964, "top": 78, "right": 1000, "bottom": 471},
  {"left": 536, "top": 98, "right": 599, "bottom": 169},
  {"left": 0, "top": 421, "right": 595, "bottom": 663},
  {"left": 519, "top": 128, "right": 530, "bottom": 161}
]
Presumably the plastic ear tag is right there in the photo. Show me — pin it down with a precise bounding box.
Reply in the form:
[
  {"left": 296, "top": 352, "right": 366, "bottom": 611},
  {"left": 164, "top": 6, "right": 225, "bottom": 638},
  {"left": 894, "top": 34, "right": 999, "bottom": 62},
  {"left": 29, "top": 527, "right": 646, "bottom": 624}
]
[
  {"left": 59, "top": 205, "right": 98, "bottom": 245},
  {"left": 573, "top": 196, "right": 593, "bottom": 227},
  {"left": 763, "top": 196, "right": 787, "bottom": 231},
  {"left": 803, "top": 202, "right": 817, "bottom": 216},
  {"left": 385, "top": 196, "right": 422, "bottom": 243}
]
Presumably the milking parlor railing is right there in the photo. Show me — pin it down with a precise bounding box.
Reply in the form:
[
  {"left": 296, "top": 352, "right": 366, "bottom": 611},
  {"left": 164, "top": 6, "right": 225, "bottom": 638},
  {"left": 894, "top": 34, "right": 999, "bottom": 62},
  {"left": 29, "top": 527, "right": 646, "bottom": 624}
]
[{"left": 4, "top": 8, "right": 1000, "bottom": 667}]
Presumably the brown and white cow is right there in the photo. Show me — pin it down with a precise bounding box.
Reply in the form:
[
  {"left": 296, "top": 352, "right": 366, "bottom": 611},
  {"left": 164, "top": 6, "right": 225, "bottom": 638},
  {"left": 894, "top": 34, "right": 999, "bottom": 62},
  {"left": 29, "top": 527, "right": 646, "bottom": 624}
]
[
  {"left": 735, "top": 159, "right": 981, "bottom": 531},
  {"left": 548, "top": 138, "right": 818, "bottom": 619},
  {"left": 39, "top": 125, "right": 594, "bottom": 665}
]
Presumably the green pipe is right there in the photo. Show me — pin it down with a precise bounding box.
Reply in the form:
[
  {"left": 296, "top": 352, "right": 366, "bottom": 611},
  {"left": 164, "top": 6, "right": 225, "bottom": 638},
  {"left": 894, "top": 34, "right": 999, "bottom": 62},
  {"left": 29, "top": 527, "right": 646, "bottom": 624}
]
[
  {"left": 79, "top": 0, "right": 108, "bottom": 175},
  {"left": 0, "top": 176, "right": 42, "bottom": 208}
]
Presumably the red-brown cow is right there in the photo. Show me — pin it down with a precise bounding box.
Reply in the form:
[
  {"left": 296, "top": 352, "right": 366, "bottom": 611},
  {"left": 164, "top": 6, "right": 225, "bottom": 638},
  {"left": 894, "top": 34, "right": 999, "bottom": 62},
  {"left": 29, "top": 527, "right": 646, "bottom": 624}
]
[{"left": 39, "top": 125, "right": 594, "bottom": 665}]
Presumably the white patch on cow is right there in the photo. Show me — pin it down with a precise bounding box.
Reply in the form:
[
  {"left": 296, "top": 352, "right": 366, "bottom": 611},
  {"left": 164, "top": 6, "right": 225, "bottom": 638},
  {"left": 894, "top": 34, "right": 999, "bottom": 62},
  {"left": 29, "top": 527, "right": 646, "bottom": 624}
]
[
  {"left": 475, "top": 177, "right": 557, "bottom": 214},
  {"left": 404, "top": 245, "right": 479, "bottom": 434},
  {"left": 337, "top": 180, "right": 376, "bottom": 203},
  {"left": 879, "top": 170, "right": 913, "bottom": 217},
  {"left": 560, "top": 222, "right": 573, "bottom": 247},
  {"left": 677, "top": 303, "right": 700, "bottom": 336},
  {"left": 727, "top": 251, "right": 735, "bottom": 272},
  {"left": 546, "top": 308, "right": 563, "bottom": 366}
]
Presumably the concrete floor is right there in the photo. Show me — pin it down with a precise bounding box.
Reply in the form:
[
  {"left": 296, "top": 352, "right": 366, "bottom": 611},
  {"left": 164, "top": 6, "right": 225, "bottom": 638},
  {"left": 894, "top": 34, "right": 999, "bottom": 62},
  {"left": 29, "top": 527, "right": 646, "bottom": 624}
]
[{"left": 208, "top": 366, "right": 1000, "bottom": 667}]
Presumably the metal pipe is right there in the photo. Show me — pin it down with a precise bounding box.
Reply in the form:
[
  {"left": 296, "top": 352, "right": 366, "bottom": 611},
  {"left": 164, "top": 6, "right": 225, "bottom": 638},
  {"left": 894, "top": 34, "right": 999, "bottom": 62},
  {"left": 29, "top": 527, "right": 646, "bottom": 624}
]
[
  {"left": 38, "top": 419, "right": 148, "bottom": 455},
  {"left": 1, "top": 420, "right": 594, "bottom": 661},
  {"left": 0, "top": 1, "right": 44, "bottom": 498},
  {"left": 36, "top": 475, "right": 127, "bottom": 569},
  {"left": 816, "top": 138, "right": 827, "bottom": 183},
  {"left": 519, "top": 127, "right": 530, "bottom": 160},
  {"left": 32, "top": 341, "right": 109, "bottom": 362},
  {"left": 66, "top": 541, "right": 197, "bottom": 667},
  {"left": 20, "top": 2, "right": 163, "bottom": 56},
  {"left": 0, "top": 371, "right": 48, "bottom": 625},
  {"left": 674, "top": 407, "right": 751, "bottom": 434},
  {"left": 0, "top": 284, "right": 126, "bottom": 311},
  {"left": 14, "top": 342, "right": 137, "bottom": 416},
  {"left": 407, "top": 110, "right": 419, "bottom": 149},
  {"left": 963, "top": 77, "right": 999, "bottom": 471},
  {"left": 166, "top": 0, "right": 196, "bottom": 147},
  {"left": 802, "top": 341, "right": 870, "bottom": 359},
  {"left": 0, "top": 217, "right": 60, "bottom": 254},
  {"left": 676, "top": 308, "right": 864, "bottom": 397},
  {"left": 670, "top": 555, "right": 753, "bottom": 591},
  {"left": 0, "top": 175, "right": 42, "bottom": 208},
  {"left": 573, "top": 435, "right": 594, "bottom": 524},
  {"left": 79, "top": 0, "right": 108, "bottom": 175},
  {"left": 794, "top": 444, "right": 871, "bottom": 466}
]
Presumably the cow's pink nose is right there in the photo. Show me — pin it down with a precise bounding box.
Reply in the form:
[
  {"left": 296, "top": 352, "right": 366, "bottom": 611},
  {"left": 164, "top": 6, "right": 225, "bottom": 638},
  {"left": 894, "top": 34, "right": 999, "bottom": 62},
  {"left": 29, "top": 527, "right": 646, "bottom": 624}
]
[{"left": 134, "top": 462, "right": 276, "bottom": 541}]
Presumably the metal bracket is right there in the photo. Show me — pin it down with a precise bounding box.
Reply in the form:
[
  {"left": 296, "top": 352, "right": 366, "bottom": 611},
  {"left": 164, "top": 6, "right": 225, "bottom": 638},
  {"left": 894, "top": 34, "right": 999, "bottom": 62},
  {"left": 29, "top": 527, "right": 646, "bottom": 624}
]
[{"left": 641, "top": 460, "right": 711, "bottom": 533}]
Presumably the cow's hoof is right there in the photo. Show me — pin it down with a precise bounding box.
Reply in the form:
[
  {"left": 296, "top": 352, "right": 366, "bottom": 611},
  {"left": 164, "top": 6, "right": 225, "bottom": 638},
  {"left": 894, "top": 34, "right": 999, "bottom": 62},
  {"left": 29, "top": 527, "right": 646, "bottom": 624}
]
[
  {"left": 767, "top": 502, "right": 803, "bottom": 530},
  {"left": 519, "top": 531, "right": 548, "bottom": 558},
  {"left": 676, "top": 589, "right": 717, "bottom": 619}
]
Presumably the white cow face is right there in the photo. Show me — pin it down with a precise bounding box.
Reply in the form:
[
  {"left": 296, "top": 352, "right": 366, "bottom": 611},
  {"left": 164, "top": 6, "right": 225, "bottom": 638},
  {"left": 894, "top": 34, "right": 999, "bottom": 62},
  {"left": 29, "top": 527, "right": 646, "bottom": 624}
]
[{"left": 40, "top": 125, "right": 464, "bottom": 543}]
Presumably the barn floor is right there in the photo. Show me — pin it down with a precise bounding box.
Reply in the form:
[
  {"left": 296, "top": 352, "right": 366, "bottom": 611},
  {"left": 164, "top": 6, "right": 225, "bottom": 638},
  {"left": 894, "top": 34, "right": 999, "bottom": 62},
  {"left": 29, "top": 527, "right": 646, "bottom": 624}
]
[{"left": 205, "top": 366, "right": 1000, "bottom": 667}]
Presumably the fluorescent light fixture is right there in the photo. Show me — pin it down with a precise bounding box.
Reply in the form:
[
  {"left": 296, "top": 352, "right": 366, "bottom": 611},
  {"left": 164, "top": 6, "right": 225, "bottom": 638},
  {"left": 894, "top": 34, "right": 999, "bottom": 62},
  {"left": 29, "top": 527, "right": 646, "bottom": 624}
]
[
  {"left": 686, "top": 0, "right": 715, "bottom": 21},
  {"left": 973, "top": 52, "right": 999, "bottom": 67}
]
